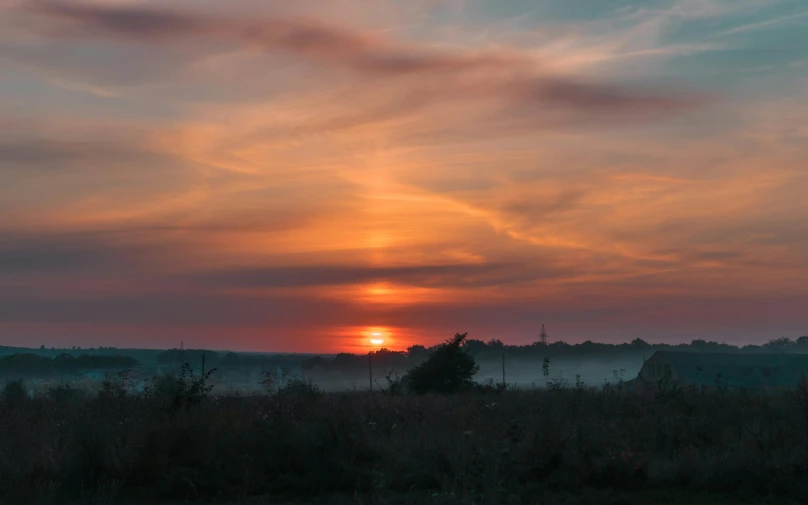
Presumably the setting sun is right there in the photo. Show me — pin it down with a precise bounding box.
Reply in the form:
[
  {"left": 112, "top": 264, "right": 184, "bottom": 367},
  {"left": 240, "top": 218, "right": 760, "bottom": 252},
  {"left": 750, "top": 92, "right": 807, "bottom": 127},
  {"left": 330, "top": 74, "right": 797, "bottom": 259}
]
[{"left": 370, "top": 332, "right": 385, "bottom": 345}]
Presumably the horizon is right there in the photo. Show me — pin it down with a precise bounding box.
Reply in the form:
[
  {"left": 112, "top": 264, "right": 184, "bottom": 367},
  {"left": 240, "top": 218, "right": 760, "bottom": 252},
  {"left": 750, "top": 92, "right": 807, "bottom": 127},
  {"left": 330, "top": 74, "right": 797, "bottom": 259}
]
[
  {"left": 2, "top": 0, "right": 807, "bottom": 353},
  {"left": 4, "top": 332, "right": 807, "bottom": 355}
]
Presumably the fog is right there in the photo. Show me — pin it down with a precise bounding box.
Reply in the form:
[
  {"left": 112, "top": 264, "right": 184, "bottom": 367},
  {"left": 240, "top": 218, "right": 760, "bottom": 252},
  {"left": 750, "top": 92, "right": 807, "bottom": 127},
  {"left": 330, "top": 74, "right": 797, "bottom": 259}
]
[
  {"left": 474, "top": 356, "right": 646, "bottom": 388},
  {"left": 297, "top": 354, "right": 648, "bottom": 393}
]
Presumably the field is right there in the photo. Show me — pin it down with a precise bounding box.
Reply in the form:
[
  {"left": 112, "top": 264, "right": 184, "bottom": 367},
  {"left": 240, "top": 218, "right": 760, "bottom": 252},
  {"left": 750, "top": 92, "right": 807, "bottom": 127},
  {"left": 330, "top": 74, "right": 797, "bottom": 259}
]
[{"left": 2, "top": 382, "right": 808, "bottom": 505}]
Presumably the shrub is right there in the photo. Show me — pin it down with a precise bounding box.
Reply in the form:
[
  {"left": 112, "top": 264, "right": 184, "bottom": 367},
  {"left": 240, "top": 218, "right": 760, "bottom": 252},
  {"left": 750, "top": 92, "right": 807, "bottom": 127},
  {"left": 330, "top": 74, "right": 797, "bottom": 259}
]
[
  {"left": 46, "top": 383, "right": 83, "bottom": 403},
  {"left": 143, "top": 362, "right": 215, "bottom": 411},
  {"left": 282, "top": 377, "right": 323, "bottom": 399},
  {"left": 1, "top": 385, "right": 808, "bottom": 503},
  {"left": 262, "top": 366, "right": 322, "bottom": 400},
  {"left": 473, "top": 378, "right": 508, "bottom": 394},
  {"left": 377, "top": 372, "right": 408, "bottom": 396},
  {"left": 2, "top": 379, "right": 27, "bottom": 406},
  {"left": 99, "top": 370, "right": 130, "bottom": 399},
  {"left": 407, "top": 332, "right": 480, "bottom": 395}
]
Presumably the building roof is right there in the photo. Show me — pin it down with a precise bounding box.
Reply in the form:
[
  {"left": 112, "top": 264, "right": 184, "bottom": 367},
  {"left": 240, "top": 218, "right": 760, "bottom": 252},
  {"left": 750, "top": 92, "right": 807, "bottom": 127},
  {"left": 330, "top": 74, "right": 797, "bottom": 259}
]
[{"left": 647, "top": 351, "right": 808, "bottom": 387}]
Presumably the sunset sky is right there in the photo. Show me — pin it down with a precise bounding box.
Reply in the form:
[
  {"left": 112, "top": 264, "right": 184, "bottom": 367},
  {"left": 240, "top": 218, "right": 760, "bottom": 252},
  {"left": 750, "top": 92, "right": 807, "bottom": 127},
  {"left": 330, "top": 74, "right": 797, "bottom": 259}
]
[{"left": 1, "top": 0, "right": 807, "bottom": 352}]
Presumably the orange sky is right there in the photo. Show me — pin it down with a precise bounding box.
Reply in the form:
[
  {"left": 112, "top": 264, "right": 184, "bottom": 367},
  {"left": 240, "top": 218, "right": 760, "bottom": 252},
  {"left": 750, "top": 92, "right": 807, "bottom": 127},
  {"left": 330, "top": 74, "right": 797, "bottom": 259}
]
[{"left": 1, "top": 0, "right": 807, "bottom": 352}]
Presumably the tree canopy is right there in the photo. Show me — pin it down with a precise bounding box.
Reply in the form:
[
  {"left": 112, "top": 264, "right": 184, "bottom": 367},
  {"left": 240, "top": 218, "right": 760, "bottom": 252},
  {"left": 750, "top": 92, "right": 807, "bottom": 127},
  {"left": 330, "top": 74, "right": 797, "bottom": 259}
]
[
  {"left": 407, "top": 333, "right": 480, "bottom": 395},
  {"left": 0, "top": 353, "right": 140, "bottom": 378}
]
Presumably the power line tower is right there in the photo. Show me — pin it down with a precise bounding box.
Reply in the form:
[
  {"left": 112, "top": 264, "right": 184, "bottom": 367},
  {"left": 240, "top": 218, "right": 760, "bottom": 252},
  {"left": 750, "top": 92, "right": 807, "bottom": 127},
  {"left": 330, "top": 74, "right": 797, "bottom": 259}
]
[{"left": 538, "top": 324, "right": 548, "bottom": 345}]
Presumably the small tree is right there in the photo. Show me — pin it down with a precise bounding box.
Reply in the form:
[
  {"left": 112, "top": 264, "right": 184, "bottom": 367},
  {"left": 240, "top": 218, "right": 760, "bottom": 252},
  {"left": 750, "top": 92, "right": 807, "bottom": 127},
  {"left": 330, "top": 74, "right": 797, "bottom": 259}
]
[
  {"left": 144, "top": 362, "right": 215, "bottom": 411},
  {"left": 407, "top": 333, "right": 479, "bottom": 395},
  {"left": 763, "top": 337, "right": 793, "bottom": 353},
  {"left": 261, "top": 367, "right": 321, "bottom": 422},
  {"left": 2, "top": 379, "right": 28, "bottom": 407},
  {"left": 99, "top": 370, "right": 131, "bottom": 400}
]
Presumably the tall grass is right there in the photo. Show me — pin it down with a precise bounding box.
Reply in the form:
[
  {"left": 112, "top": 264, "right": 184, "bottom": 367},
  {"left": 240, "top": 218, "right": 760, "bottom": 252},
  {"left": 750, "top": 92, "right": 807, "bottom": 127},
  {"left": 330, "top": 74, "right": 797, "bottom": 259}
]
[{"left": 1, "top": 384, "right": 807, "bottom": 504}]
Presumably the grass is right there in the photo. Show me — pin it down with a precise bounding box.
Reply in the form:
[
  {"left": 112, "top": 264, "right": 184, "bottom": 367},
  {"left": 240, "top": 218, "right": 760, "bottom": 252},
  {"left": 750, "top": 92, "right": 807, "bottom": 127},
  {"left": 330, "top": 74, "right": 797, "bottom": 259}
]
[{"left": 2, "top": 383, "right": 808, "bottom": 504}]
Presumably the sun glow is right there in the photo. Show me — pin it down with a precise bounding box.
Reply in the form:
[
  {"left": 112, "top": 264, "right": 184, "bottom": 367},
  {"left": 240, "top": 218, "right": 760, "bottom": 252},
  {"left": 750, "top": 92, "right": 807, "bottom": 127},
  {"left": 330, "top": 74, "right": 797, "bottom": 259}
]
[{"left": 369, "top": 332, "right": 385, "bottom": 345}]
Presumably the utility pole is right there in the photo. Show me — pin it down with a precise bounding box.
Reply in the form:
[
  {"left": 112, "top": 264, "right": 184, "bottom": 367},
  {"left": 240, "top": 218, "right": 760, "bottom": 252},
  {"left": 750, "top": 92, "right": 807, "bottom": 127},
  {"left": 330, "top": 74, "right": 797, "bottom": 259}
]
[
  {"left": 501, "top": 352, "right": 506, "bottom": 385},
  {"left": 201, "top": 353, "right": 206, "bottom": 377},
  {"left": 368, "top": 353, "right": 373, "bottom": 392},
  {"left": 538, "top": 324, "right": 548, "bottom": 345}
]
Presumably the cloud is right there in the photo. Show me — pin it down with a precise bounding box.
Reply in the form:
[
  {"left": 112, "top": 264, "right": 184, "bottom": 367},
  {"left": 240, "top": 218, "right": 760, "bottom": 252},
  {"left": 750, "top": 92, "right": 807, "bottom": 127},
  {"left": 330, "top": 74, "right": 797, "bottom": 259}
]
[
  {"left": 0, "top": 230, "right": 169, "bottom": 276},
  {"left": 18, "top": 0, "right": 708, "bottom": 124},
  {"left": 25, "top": 0, "right": 216, "bottom": 39},
  {"left": 191, "top": 262, "right": 568, "bottom": 290},
  {"left": 4, "top": 289, "right": 804, "bottom": 344},
  {"left": 0, "top": 291, "right": 357, "bottom": 326},
  {"left": 712, "top": 10, "right": 808, "bottom": 37},
  {"left": 0, "top": 116, "right": 176, "bottom": 170},
  {"left": 0, "top": 138, "right": 158, "bottom": 166},
  {"left": 499, "top": 189, "right": 588, "bottom": 224}
]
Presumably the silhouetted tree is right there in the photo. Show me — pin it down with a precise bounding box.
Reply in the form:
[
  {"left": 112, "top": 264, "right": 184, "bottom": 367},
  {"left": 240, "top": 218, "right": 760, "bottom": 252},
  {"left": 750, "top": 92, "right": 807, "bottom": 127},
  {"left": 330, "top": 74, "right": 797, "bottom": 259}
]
[
  {"left": 689, "top": 339, "right": 735, "bottom": 352},
  {"left": 2, "top": 379, "right": 28, "bottom": 407},
  {"left": 0, "top": 354, "right": 52, "bottom": 377},
  {"left": 52, "top": 353, "right": 76, "bottom": 374},
  {"left": 764, "top": 337, "right": 793, "bottom": 353},
  {"left": 486, "top": 338, "right": 504, "bottom": 349},
  {"left": 406, "top": 344, "right": 428, "bottom": 359},
  {"left": 462, "top": 339, "right": 488, "bottom": 355},
  {"left": 630, "top": 338, "right": 650, "bottom": 350},
  {"left": 156, "top": 349, "right": 218, "bottom": 368},
  {"left": 302, "top": 356, "right": 329, "bottom": 371},
  {"left": 0, "top": 353, "right": 140, "bottom": 378},
  {"left": 370, "top": 348, "right": 407, "bottom": 372},
  {"left": 332, "top": 353, "right": 365, "bottom": 371},
  {"left": 407, "top": 333, "right": 479, "bottom": 395}
]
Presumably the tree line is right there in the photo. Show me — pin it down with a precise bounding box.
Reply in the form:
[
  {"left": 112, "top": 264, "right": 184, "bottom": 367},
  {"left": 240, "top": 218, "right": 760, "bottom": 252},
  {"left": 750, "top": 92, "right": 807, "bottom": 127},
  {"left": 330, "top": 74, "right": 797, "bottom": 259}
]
[
  {"left": 4, "top": 334, "right": 806, "bottom": 378},
  {"left": 301, "top": 335, "right": 808, "bottom": 373},
  {"left": 155, "top": 349, "right": 310, "bottom": 370},
  {"left": 0, "top": 353, "right": 141, "bottom": 378}
]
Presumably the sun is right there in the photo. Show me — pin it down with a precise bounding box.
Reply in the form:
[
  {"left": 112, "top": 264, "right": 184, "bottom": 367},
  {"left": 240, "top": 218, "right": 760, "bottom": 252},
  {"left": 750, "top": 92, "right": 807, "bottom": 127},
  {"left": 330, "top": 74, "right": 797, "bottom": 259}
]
[{"left": 369, "top": 332, "right": 385, "bottom": 346}]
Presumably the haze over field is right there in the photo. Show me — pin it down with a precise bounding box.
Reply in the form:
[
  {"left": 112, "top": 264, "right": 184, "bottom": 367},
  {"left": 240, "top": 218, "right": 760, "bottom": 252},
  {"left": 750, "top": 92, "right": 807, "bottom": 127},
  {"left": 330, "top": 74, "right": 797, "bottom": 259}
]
[{"left": 1, "top": 0, "right": 807, "bottom": 352}]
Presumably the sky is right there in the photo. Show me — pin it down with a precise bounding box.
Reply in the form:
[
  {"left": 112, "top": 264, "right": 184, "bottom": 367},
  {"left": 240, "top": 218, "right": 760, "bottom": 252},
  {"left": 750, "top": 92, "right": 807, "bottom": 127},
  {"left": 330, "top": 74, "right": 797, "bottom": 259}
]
[{"left": 1, "top": 0, "right": 807, "bottom": 352}]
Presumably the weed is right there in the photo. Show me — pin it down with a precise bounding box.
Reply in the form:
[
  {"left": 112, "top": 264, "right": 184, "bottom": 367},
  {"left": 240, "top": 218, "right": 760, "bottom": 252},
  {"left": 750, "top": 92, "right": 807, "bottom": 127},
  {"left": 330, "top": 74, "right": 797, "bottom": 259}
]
[{"left": 1, "top": 385, "right": 807, "bottom": 503}]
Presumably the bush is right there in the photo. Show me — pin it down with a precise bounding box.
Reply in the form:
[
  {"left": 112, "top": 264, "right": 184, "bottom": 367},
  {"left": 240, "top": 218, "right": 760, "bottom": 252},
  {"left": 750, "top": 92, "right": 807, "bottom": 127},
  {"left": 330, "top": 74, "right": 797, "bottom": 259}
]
[
  {"left": 472, "top": 378, "right": 509, "bottom": 394},
  {"left": 2, "top": 387, "right": 808, "bottom": 504},
  {"left": 2, "top": 379, "right": 27, "bottom": 406},
  {"left": 99, "top": 370, "right": 130, "bottom": 399},
  {"left": 46, "top": 383, "right": 83, "bottom": 403},
  {"left": 143, "top": 362, "right": 215, "bottom": 411},
  {"left": 262, "top": 366, "right": 322, "bottom": 400},
  {"left": 283, "top": 377, "right": 323, "bottom": 399},
  {"left": 377, "top": 372, "right": 408, "bottom": 396},
  {"left": 407, "top": 332, "right": 480, "bottom": 395}
]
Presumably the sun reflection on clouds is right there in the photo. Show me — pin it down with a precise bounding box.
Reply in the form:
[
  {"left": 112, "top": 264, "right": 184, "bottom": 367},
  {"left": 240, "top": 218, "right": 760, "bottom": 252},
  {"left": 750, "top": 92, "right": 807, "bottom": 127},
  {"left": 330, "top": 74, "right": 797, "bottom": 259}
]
[{"left": 319, "top": 282, "right": 457, "bottom": 306}]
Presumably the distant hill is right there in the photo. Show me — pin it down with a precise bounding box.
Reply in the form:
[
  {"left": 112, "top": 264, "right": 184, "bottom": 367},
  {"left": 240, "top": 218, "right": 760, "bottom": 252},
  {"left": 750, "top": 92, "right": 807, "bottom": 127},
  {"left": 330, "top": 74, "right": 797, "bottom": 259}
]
[{"left": 0, "top": 346, "right": 31, "bottom": 356}]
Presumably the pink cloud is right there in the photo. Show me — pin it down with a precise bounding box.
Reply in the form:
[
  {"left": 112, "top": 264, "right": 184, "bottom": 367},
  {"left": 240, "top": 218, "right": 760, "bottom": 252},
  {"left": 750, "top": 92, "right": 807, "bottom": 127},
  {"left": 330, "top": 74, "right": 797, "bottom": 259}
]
[{"left": 21, "top": 0, "right": 709, "bottom": 124}]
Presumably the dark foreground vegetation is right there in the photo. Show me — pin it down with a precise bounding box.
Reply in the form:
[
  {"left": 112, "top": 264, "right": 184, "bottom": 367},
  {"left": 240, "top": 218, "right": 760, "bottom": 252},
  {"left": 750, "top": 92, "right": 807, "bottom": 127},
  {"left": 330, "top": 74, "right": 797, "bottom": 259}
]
[{"left": 3, "top": 376, "right": 808, "bottom": 505}]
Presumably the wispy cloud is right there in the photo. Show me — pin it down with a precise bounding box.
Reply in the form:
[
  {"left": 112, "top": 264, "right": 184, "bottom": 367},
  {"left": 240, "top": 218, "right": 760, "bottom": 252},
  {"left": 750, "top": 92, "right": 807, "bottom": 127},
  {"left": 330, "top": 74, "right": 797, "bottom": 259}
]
[
  {"left": 713, "top": 9, "right": 808, "bottom": 37},
  {"left": 18, "top": 0, "right": 708, "bottom": 123}
]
